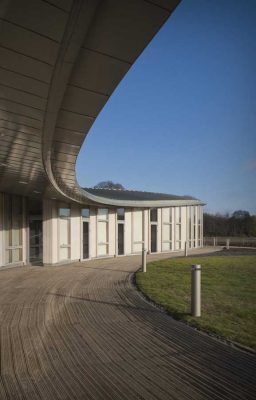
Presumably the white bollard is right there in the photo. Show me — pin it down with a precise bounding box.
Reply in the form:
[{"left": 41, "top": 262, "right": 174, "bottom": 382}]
[
  {"left": 213, "top": 237, "right": 216, "bottom": 247},
  {"left": 226, "top": 238, "right": 230, "bottom": 249},
  {"left": 191, "top": 265, "right": 201, "bottom": 317},
  {"left": 184, "top": 241, "right": 188, "bottom": 257},
  {"left": 142, "top": 248, "right": 147, "bottom": 273}
]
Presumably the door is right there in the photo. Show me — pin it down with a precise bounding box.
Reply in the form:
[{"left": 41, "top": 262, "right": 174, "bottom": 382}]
[
  {"left": 83, "top": 221, "right": 89, "bottom": 259},
  {"left": 151, "top": 224, "right": 157, "bottom": 253},
  {"left": 118, "top": 223, "right": 124, "bottom": 255},
  {"left": 29, "top": 218, "right": 42, "bottom": 263}
]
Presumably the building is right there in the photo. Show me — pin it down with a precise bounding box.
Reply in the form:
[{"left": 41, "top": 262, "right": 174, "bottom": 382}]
[
  {"left": 0, "top": 0, "right": 204, "bottom": 268},
  {"left": 0, "top": 189, "right": 204, "bottom": 267}
]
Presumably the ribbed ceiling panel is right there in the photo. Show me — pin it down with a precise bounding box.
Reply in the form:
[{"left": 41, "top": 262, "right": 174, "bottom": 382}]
[{"left": 0, "top": 0, "right": 184, "bottom": 207}]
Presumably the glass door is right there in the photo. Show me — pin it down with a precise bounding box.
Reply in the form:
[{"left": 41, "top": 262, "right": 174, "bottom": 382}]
[
  {"left": 29, "top": 218, "right": 42, "bottom": 263},
  {"left": 82, "top": 221, "right": 89, "bottom": 259},
  {"left": 118, "top": 223, "right": 124, "bottom": 255},
  {"left": 151, "top": 224, "right": 157, "bottom": 253}
]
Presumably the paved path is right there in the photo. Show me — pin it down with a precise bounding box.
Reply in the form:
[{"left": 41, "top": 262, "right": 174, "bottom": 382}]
[{"left": 0, "top": 249, "right": 255, "bottom": 399}]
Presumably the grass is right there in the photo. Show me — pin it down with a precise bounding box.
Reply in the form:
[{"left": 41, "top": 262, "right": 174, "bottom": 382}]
[{"left": 136, "top": 255, "right": 256, "bottom": 349}]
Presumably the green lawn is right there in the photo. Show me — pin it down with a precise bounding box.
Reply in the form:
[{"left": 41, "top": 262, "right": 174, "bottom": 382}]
[{"left": 136, "top": 255, "right": 256, "bottom": 349}]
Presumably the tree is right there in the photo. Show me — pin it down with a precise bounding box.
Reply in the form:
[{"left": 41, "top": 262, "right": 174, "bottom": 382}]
[
  {"left": 248, "top": 216, "right": 256, "bottom": 236},
  {"left": 204, "top": 210, "right": 256, "bottom": 237},
  {"left": 232, "top": 210, "right": 250, "bottom": 219},
  {"left": 93, "top": 181, "right": 125, "bottom": 190}
]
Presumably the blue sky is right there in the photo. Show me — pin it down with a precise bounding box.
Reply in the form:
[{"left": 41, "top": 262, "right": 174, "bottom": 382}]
[{"left": 76, "top": 0, "right": 256, "bottom": 215}]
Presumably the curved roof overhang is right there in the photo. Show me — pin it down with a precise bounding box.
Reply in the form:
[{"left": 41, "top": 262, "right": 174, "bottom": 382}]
[{"left": 0, "top": 0, "right": 193, "bottom": 208}]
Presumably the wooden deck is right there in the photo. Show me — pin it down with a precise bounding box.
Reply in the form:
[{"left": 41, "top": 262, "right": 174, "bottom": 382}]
[{"left": 0, "top": 250, "right": 255, "bottom": 399}]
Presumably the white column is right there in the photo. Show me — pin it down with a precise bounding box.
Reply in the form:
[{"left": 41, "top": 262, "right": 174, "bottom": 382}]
[
  {"left": 144, "top": 209, "right": 149, "bottom": 252},
  {"left": 181, "top": 206, "right": 186, "bottom": 250},
  {"left": 22, "top": 196, "right": 28, "bottom": 264},
  {"left": 157, "top": 208, "right": 161, "bottom": 252},
  {"left": 90, "top": 207, "right": 96, "bottom": 258},
  {"left": 43, "top": 199, "right": 58, "bottom": 265},
  {"left": 108, "top": 209, "right": 116, "bottom": 256}
]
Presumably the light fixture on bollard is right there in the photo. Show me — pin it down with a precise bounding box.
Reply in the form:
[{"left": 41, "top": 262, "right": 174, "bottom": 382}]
[
  {"left": 142, "top": 247, "right": 147, "bottom": 273},
  {"left": 184, "top": 241, "right": 188, "bottom": 257},
  {"left": 191, "top": 264, "right": 201, "bottom": 317}
]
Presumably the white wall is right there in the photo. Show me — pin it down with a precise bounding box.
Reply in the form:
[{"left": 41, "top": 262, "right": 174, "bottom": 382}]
[
  {"left": 43, "top": 199, "right": 58, "bottom": 264},
  {"left": 90, "top": 207, "right": 97, "bottom": 258},
  {"left": 0, "top": 199, "right": 203, "bottom": 267},
  {"left": 0, "top": 193, "right": 27, "bottom": 267},
  {"left": 144, "top": 209, "right": 149, "bottom": 251},
  {"left": 132, "top": 209, "right": 144, "bottom": 253},
  {"left": 157, "top": 208, "right": 162, "bottom": 252}
]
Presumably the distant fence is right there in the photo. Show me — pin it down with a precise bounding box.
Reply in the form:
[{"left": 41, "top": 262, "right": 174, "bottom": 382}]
[{"left": 203, "top": 236, "right": 256, "bottom": 248}]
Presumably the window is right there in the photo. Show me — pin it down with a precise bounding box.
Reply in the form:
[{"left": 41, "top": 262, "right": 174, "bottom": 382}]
[
  {"left": 98, "top": 208, "right": 108, "bottom": 220},
  {"left": 59, "top": 208, "right": 70, "bottom": 218},
  {"left": 4, "top": 194, "right": 23, "bottom": 264},
  {"left": 82, "top": 208, "right": 90, "bottom": 218},
  {"left": 59, "top": 207, "right": 71, "bottom": 260},
  {"left": 188, "top": 206, "right": 193, "bottom": 248},
  {"left": 117, "top": 208, "right": 125, "bottom": 221},
  {"left": 193, "top": 206, "right": 197, "bottom": 247},
  {"left": 132, "top": 209, "right": 144, "bottom": 253},
  {"left": 198, "top": 206, "right": 202, "bottom": 247},
  {"left": 117, "top": 209, "right": 125, "bottom": 255},
  {"left": 97, "top": 209, "right": 109, "bottom": 256},
  {"left": 175, "top": 207, "right": 181, "bottom": 250},
  {"left": 162, "top": 207, "right": 172, "bottom": 251},
  {"left": 150, "top": 208, "right": 157, "bottom": 222}
]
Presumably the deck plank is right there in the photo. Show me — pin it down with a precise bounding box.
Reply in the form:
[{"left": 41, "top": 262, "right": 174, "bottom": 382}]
[{"left": 0, "top": 249, "right": 255, "bottom": 399}]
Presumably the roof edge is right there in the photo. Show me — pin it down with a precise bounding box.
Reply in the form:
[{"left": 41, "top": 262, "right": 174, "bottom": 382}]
[{"left": 79, "top": 188, "right": 205, "bottom": 207}]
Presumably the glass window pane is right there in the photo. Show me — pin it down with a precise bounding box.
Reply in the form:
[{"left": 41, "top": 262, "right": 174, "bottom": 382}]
[
  {"left": 98, "top": 208, "right": 108, "bottom": 220},
  {"left": 150, "top": 208, "right": 157, "bottom": 222},
  {"left": 82, "top": 208, "right": 90, "bottom": 218},
  {"left": 151, "top": 224, "right": 157, "bottom": 252},
  {"left": 118, "top": 223, "right": 124, "bottom": 255},
  {"left": 175, "top": 207, "right": 181, "bottom": 223},
  {"left": 117, "top": 208, "right": 125, "bottom": 220},
  {"left": 169, "top": 208, "right": 173, "bottom": 223},
  {"left": 59, "top": 208, "right": 70, "bottom": 217}
]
